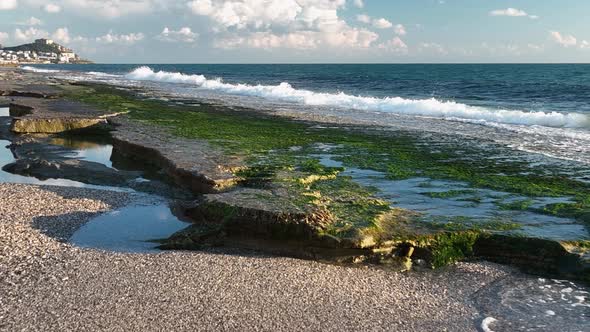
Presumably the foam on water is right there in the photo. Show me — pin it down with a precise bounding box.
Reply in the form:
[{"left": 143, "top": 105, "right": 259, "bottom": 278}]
[
  {"left": 21, "top": 65, "right": 60, "bottom": 73},
  {"left": 480, "top": 317, "right": 498, "bottom": 332},
  {"left": 125, "top": 66, "right": 590, "bottom": 129}
]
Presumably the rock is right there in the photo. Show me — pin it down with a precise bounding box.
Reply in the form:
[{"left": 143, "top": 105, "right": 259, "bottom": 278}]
[
  {"left": 474, "top": 234, "right": 590, "bottom": 281},
  {"left": 9, "top": 98, "right": 121, "bottom": 134},
  {"left": 110, "top": 117, "right": 241, "bottom": 194},
  {"left": 182, "top": 188, "right": 333, "bottom": 240}
]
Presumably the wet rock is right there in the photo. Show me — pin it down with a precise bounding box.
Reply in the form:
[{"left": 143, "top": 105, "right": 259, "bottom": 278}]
[
  {"left": 181, "top": 188, "right": 333, "bottom": 240},
  {"left": 9, "top": 98, "right": 122, "bottom": 134},
  {"left": 474, "top": 234, "right": 590, "bottom": 282},
  {"left": 3, "top": 158, "right": 135, "bottom": 186},
  {"left": 110, "top": 117, "right": 242, "bottom": 194},
  {"left": 0, "top": 82, "right": 63, "bottom": 99}
]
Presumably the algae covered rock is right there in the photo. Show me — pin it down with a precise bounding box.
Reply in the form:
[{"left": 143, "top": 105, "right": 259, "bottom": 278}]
[{"left": 182, "top": 188, "right": 334, "bottom": 240}]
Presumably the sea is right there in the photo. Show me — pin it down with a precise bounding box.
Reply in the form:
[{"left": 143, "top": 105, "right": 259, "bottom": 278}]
[{"left": 22, "top": 63, "right": 590, "bottom": 165}]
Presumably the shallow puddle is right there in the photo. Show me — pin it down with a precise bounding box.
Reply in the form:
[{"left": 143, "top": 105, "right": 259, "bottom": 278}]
[
  {"left": 318, "top": 154, "right": 589, "bottom": 241},
  {"left": 70, "top": 201, "right": 189, "bottom": 252},
  {"left": 49, "top": 137, "right": 115, "bottom": 168},
  {"left": 0, "top": 138, "right": 131, "bottom": 191},
  {"left": 0, "top": 113, "right": 188, "bottom": 252},
  {"left": 0, "top": 107, "right": 9, "bottom": 117}
]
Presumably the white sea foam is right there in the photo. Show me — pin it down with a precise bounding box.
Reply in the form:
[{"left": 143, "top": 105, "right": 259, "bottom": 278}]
[
  {"left": 124, "top": 66, "right": 590, "bottom": 129},
  {"left": 21, "top": 66, "right": 60, "bottom": 73},
  {"left": 481, "top": 317, "right": 498, "bottom": 332}
]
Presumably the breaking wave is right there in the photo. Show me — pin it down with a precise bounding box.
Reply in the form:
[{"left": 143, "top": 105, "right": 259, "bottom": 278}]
[
  {"left": 125, "top": 66, "right": 589, "bottom": 129},
  {"left": 21, "top": 66, "right": 60, "bottom": 73}
]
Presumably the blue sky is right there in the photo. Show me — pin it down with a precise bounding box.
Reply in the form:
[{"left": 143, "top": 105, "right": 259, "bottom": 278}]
[{"left": 0, "top": 0, "right": 589, "bottom": 63}]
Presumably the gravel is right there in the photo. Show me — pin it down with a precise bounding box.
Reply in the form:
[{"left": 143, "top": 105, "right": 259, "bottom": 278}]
[{"left": 0, "top": 183, "right": 519, "bottom": 331}]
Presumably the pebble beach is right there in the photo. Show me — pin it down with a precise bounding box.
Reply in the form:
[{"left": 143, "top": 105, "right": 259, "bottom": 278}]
[{"left": 0, "top": 182, "right": 523, "bottom": 331}]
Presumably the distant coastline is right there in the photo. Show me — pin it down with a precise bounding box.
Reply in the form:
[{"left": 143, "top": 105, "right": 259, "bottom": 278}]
[{"left": 0, "top": 38, "right": 92, "bottom": 65}]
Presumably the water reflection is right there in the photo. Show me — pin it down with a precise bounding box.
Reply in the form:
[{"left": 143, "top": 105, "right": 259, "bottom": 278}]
[{"left": 70, "top": 202, "right": 189, "bottom": 252}]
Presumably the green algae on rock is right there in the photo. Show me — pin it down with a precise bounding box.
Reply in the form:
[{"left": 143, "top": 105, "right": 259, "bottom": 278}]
[{"left": 62, "top": 83, "right": 590, "bottom": 280}]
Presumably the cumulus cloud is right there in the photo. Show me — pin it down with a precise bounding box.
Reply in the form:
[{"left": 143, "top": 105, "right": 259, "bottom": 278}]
[
  {"left": 17, "top": 16, "right": 43, "bottom": 26},
  {"left": 51, "top": 27, "right": 71, "bottom": 43},
  {"left": 14, "top": 27, "right": 49, "bottom": 42},
  {"left": 96, "top": 31, "right": 145, "bottom": 44},
  {"left": 372, "top": 18, "right": 392, "bottom": 29},
  {"left": 489, "top": 8, "right": 538, "bottom": 19},
  {"left": 216, "top": 28, "right": 377, "bottom": 50},
  {"left": 357, "top": 14, "right": 401, "bottom": 33},
  {"left": 352, "top": 0, "right": 364, "bottom": 8},
  {"left": 378, "top": 36, "right": 408, "bottom": 53},
  {"left": 215, "top": 31, "right": 318, "bottom": 49},
  {"left": 581, "top": 40, "right": 590, "bottom": 50},
  {"left": 187, "top": 0, "right": 302, "bottom": 30},
  {"left": 394, "top": 24, "right": 406, "bottom": 36},
  {"left": 156, "top": 27, "right": 199, "bottom": 43},
  {"left": 0, "top": 0, "right": 17, "bottom": 10},
  {"left": 549, "top": 31, "right": 577, "bottom": 48},
  {"left": 43, "top": 3, "right": 61, "bottom": 13},
  {"left": 195, "top": 0, "right": 378, "bottom": 50},
  {"left": 356, "top": 14, "right": 370, "bottom": 24},
  {"left": 62, "top": 0, "right": 156, "bottom": 18},
  {"left": 0, "top": 32, "right": 9, "bottom": 43}
]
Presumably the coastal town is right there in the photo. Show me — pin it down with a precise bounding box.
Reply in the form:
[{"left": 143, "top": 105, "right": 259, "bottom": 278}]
[{"left": 0, "top": 38, "right": 88, "bottom": 65}]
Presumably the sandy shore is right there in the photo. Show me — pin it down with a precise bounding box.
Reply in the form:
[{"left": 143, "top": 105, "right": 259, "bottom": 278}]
[{"left": 0, "top": 182, "right": 527, "bottom": 331}]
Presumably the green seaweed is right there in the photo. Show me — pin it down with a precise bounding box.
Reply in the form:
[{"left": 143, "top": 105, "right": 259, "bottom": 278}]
[{"left": 64, "top": 84, "right": 590, "bottom": 229}]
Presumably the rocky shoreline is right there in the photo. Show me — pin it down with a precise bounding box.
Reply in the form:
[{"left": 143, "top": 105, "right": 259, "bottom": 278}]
[{"left": 1, "top": 67, "right": 589, "bottom": 330}]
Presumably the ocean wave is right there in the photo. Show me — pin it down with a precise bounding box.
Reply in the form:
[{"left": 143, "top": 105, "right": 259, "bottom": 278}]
[
  {"left": 21, "top": 66, "right": 60, "bottom": 73},
  {"left": 124, "top": 66, "right": 587, "bottom": 129}
]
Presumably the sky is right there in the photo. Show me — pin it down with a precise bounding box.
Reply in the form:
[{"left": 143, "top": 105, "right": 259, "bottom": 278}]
[{"left": 0, "top": 0, "right": 589, "bottom": 63}]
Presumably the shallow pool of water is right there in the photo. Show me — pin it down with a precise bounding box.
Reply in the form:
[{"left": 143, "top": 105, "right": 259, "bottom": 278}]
[
  {"left": 0, "top": 139, "right": 131, "bottom": 191},
  {"left": 0, "top": 107, "right": 9, "bottom": 117},
  {"left": 317, "top": 154, "right": 589, "bottom": 241},
  {"left": 69, "top": 201, "right": 189, "bottom": 252},
  {"left": 49, "top": 137, "right": 115, "bottom": 168}
]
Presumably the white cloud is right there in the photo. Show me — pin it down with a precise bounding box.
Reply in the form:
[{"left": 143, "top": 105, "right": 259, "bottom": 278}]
[
  {"left": 356, "top": 14, "right": 370, "bottom": 24},
  {"left": 215, "top": 31, "right": 317, "bottom": 49},
  {"left": 549, "top": 31, "right": 577, "bottom": 48},
  {"left": 24, "top": 16, "right": 43, "bottom": 25},
  {"left": 187, "top": 0, "right": 302, "bottom": 30},
  {"left": 527, "top": 43, "right": 544, "bottom": 52},
  {"left": 581, "top": 40, "right": 590, "bottom": 50},
  {"left": 378, "top": 36, "right": 408, "bottom": 53},
  {"left": 489, "top": 8, "right": 538, "bottom": 19},
  {"left": 96, "top": 32, "right": 145, "bottom": 44},
  {"left": 43, "top": 3, "right": 61, "bottom": 13},
  {"left": 357, "top": 15, "right": 402, "bottom": 33},
  {"left": 62, "top": 0, "right": 155, "bottom": 18},
  {"left": 419, "top": 42, "right": 448, "bottom": 55},
  {"left": 352, "top": 0, "right": 364, "bottom": 8},
  {"left": 195, "top": 0, "right": 377, "bottom": 50},
  {"left": 372, "top": 18, "right": 392, "bottom": 29},
  {"left": 394, "top": 24, "right": 406, "bottom": 36},
  {"left": 51, "top": 27, "right": 71, "bottom": 43},
  {"left": 216, "top": 28, "right": 377, "bottom": 50},
  {"left": 156, "top": 27, "right": 199, "bottom": 43},
  {"left": 0, "top": 32, "right": 9, "bottom": 43},
  {"left": 0, "top": 0, "right": 17, "bottom": 10},
  {"left": 14, "top": 27, "right": 49, "bottom": 42}
]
